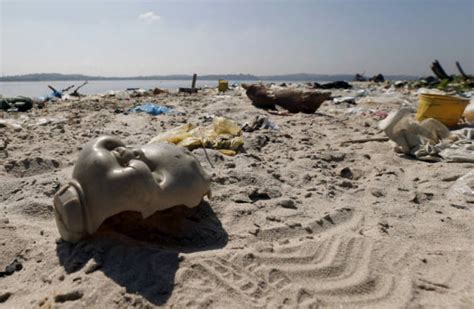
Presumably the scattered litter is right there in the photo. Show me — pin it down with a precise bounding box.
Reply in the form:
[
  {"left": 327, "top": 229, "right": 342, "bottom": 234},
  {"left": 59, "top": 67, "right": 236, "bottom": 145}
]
[
  {"left": 379, "top": 108, "right": 474, "bottom": 162},
  {"left": 242, "top": 116, "right": 279, "bottom": 132},
  {"left": 333, "top": 96, "right": 356, "bottom": 105},
  {"left": 357, "top": 93, "right": 411, "bottom": 106},
  {"left": 128, "top": 103, "right": 178, "bottom": 116},
  {"left": 128, "top": 88, "right": 148, "bottom": 97},
  {"left": 115, "top": 90, "right": 131, "bottom": 100},
  {"left": 373, "top": 110, "right": 388, "bottom": 119},
  {"left": 149, "top": 117, "right": 244, "bottom": 155},
  {"left": 394, "top": 81, "right": 407, "bottom": 88},
  {"left": 345, "top": 107, "right": 375, "bottom": 115},
  {"left": 355, "top": 89, "right": 368, "bottom": 97},
  {"left": 416, "top": 88, "right": 447, "bottom": 95},
  {"left": 105, "top": 90, "right": 131, "bottom": 100},
  {"left": 439, "top": 128, "right": 474, "bottom": 162},
  {"left": 379, "top": 108, "right": 449, "bottom": 161}
]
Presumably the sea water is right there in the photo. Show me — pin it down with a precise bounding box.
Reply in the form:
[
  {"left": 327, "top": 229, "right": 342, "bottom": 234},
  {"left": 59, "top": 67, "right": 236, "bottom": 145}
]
[{"left": 0, "top": 79, "right": 300, "bottom": 97}]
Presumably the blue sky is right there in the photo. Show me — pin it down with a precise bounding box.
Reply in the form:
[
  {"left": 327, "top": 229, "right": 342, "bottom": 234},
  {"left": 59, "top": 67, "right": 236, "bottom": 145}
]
[{"left": 1, "top": 0, "right": 473, "bottom": 77}]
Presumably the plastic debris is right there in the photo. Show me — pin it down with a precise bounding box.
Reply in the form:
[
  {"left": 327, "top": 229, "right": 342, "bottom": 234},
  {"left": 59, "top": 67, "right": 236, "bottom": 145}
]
[
  {"left": 379, "top": 108, "right": 450, "bottom": 161},
  {"left": 379, "top": 108, "right": 474, "bottom": 162},
  {"left": 242, "top": 116, "right": 279, "bottom": 132},
  {"left": 105, "top": 90, "right": 131, "bottom": 100},
  {"left": 128, "top": 103, "right": 177, "bottom": 116},
  {"left": 439, "top": 128, "right": 474, "bottom": 162},
  {"left": 149, "top": 117, "right": 244, "bottom": 156},
  {"left": 333, "top": 96, "right": 356, "bottom": 105},
  {"left": 357, "top": 93, "right": 411, "bottom": 106},
  {"left": 345, "top": 107, "right": 375, "bottom": 115}
]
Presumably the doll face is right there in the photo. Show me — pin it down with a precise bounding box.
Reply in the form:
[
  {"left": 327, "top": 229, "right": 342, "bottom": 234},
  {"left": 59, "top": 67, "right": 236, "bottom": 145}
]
[{"left": 54, "top": 136, "right": 211, "bottom": 242}]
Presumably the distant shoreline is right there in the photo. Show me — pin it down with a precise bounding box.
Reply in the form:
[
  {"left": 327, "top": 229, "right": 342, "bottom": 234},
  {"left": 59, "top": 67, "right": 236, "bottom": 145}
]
[{"left": 0, "top": 73, "right": 419, "bottom": 82}]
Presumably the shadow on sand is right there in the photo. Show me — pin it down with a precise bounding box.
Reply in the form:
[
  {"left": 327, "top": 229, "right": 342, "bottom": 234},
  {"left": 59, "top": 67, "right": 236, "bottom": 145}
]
[{"left": 56, "top": 201, "right": 227, "bottom": 305}]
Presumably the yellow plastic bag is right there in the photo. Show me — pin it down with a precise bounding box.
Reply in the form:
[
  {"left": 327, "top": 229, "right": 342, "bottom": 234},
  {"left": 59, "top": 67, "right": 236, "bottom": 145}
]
[
  {"left": 148, "top": 117, "right": 243, "bottom": 155},
  {"left": 213, "top": 117, "right": 241, "bottom": 135}
]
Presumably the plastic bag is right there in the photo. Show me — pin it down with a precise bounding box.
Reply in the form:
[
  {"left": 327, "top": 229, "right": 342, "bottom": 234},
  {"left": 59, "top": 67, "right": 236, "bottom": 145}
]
[
  {"left": 129, "top": 103, "right": 176, "bottom": 116},
  {"left": 149, "top": 117, "right": 243, "bottom": 155},
  {"left": 213, "top": 117, "right": 241, "bottom": 135}
]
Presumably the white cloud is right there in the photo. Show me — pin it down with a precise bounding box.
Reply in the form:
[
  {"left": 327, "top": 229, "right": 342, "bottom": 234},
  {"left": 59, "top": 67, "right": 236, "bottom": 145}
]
[{"left": 138, "top": 11, "right": 160, "bottom": 24}]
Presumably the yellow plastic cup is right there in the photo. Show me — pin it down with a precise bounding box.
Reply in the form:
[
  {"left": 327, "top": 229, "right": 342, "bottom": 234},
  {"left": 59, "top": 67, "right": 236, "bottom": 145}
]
[
  {"left": 416, "top": 93, "right": 469, "bottom": 127},
  {"left": 218, "top": 80, "right": 229, "bottom": 92}
]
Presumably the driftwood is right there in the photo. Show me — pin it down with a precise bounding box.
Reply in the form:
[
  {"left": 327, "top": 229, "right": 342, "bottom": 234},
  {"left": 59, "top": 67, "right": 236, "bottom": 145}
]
[
  {"left": 62, "top": 85, "right": 75, "bottom": 92},
  {"left": 456, "top": 61, "right": 469, "bottom": 80},
  {"left": 70, "top": 81, "right": 88, "bottom": 97},
  {"left": 354, "top": 73, "right": 367, "bottom": 82},
  {"left": 370, "top": 74, "right": 385, "bottom": 83},
  {"left": 179, "top": 73, "right": 199, "bottom": 94},
  {"left": 47, "top": 85, "right": 59, "bottom": 93},
  {"left": 48, "top": 84, "right": 75, "bottom": 95},
  {"left": 314, "top": 81, "right": 352, "bottom": 89},
  {"left": 430, "top": 60, "right": 452, "bottom": 81},
  {"left": 178, "top": 88, "right": 198, "bottom": 94},
  {"left": 245, "top": 84, "right": 331, "bottom": 114}
]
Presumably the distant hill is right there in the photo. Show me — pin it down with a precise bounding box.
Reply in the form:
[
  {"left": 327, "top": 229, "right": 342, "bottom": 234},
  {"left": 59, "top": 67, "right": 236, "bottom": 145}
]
[{"left": 0, "top": 73, "right": 418, "bottom": 82}]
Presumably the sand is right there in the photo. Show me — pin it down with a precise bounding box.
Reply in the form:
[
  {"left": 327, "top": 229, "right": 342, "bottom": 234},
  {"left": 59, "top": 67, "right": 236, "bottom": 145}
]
[{"left": 0, "top": 84, "right": 473, "bottom": 308}]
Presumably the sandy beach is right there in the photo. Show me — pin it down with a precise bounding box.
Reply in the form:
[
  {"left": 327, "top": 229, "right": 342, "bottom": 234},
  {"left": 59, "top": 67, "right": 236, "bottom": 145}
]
[{"left": 0, "top": 83, "right": 473, "bottom": 308}]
